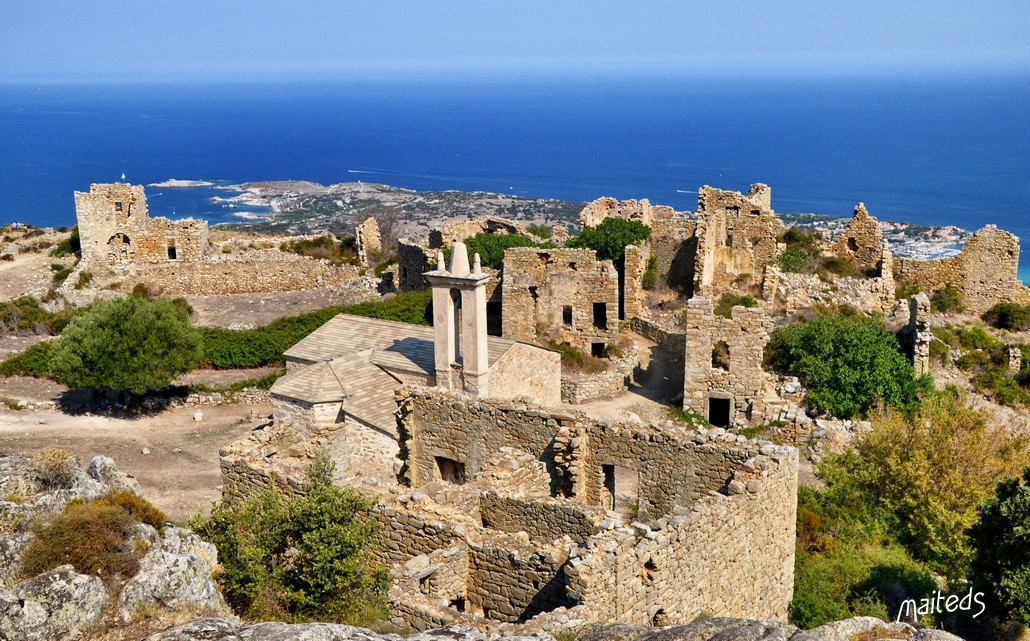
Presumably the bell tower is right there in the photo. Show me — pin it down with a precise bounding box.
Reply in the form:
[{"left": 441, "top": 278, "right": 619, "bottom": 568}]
[{"left": 424, "top": 242, "right": 491, "bottom": 397}]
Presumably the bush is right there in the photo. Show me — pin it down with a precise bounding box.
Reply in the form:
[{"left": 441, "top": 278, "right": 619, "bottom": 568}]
[
  {"left": 968, "top": 467, "right": 1030, "bottom": 626},
  {"left": 49, "top": 297, "right": 203, "bottom": 394},
  {"left": 0, "top": 340, "right": 56, "bottom": 377},
  {"left": 27, "top": 448, "right": 78, "bottom": 490},
  {"left": 777, "top": 248, "right": 809, "bottom": 273},
  {"left": 446, "top": 232, "right": 547, "bottom": 270},
  {"left": 48, "top": 226, "right": 80, "bottom": 258},
  {"left": 930, "top": 285, "right": 964, "bottom": 313},
  {"left": 982, "top": 302, "right": 1030, "bottom": 331},
  {"left": 194, "top": 457, "right": 389, "bottom": 624},
  {"left": 526, "top": 223, "right": 552, "bottom": 239},
  {"left": 73, "top": 489, "right": 166, "bottom": 529},
  {"left": 548, "top": 342, "right": 607, "bottom": 374},
  {"left": 714, "top": 294, "right": 758, "bottom": 318},
  {"left": 765, "top": 315, "right": 926, "bottom": 419},
  {"left": 75, "top": 271, "right": 93, "bottom": 289},
  {"left": 820, "top": 389, "right": 1030, "bottom": 578},
  {"left": 21, "top": 500, "right": 139, "bottom": 580},
  {"left": 641, "top": 256, "right": 658, "bottom": 290},
  {"left": 280, "top": 235, "right": 358, "bottom": 265},
  {"left": 569, "top": 218, "right": 651, "bottom": 269},
  {"left": 131, "top": 283, "right": 151, "bottom": 299}
]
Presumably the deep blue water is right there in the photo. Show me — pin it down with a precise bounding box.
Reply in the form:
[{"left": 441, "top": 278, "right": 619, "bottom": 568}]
[{"left": 1, "top": 75, "right": 1028, "bottom": 275}]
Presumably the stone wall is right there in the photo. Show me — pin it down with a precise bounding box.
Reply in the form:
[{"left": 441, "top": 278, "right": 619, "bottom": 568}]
[
  {"left": 649, "top": 218, "right": 698, "bottom": 293},
  {"left": 467, "top": 535, "right": 574, "bottom": 622},
  {"left": 430, "top": 217, "right": 529, "bottom": 249},
  {"left": 895, "top": 225, "right": 1030, "bottom": 314},
  {"left": 832, "top": 203, "right": 883, "bottom": 272},
  {"left": 135, "top": 251, "right": 359, "bottom": 295},
  {"left": 488, "top": 341, "right": 562, "bottom": 407},
  {"left": 501, "top": 247, "right": 619, "bottom": 352},
  {"left": 560, "top": 343, "right": 638, "bottom": 405},
  {"left": 355, "top": 217, "right": 382, "bottom": 265},
  {"left": 479, "top": 492, "right": 603, "bottom": 545},
  {"left": 623, "top": 243, "right": 650, "bottom": 320},
  {"left": 693, "top": 184, "right": 784, "bottom": 297},
  {"left": 563, "top": 443, "right": 798, "bottom": 624},
  {"left": 75, "top": 183, "right": 208, "bottom": 268},
  {"left": 683, "top": 298, "right": 776, "bottom": 426},
  {"left": 579, "top": 198, "right": 674, "bottom": 229}
]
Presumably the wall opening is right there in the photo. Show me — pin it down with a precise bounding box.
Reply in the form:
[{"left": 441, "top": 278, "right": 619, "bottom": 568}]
[
  {"left": 114, "top": 201, "right": 123, "bottom": 212},
  {"left": 167, "top": 243, "right": 177, "bottom": 260},
  {"left": 449, "top": 598, "right": 466, "bottom": 612},
  {"left": 848, "top": 237, "right": 859, "bottom": 252},
  {"left": 562, "top": 305, "right": 573, "bottom": 328},
  {"left": 602, "top": 464, "right": 639, "bottom": 514},
  {"left": 486, "top": 300, "right": 502, "bottom": 336},
  {"left": 450, "top": 289, "right": 462, "bottom": 364},
  {"left": 709, "top": 396, "right": 731, "bottom": 427},
  {"left": 591, "top": 342, "right": 605, "bottom": 358},
  {"left": 593, "top": 302, "right": 607, "bottom": 329},
  {"left": 436, "top": 456, "right": 466, "bottom": 485},
  {"left": 712, "top": 341, "right": 730, "bottom": 371},
  {"left": 750, "top": 209, "right": 760, "bottom": 216},
  {"left": 642, "top": 558, "right": 657, "bottom": 585}
]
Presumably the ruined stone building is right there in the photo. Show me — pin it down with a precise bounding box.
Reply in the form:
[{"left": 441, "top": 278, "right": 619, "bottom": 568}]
[
  {"left": 831, "top": 203, "right": 883, "bottom": 273},
  {"left": 578, "top": 197, "right": 674, "bottom": 229},
  {"left": 692, "top": 184, "right": 784, "bottom": 298},
  {"left": 75, "top": 183, "right": 208, "bottom": 268},
  {"left": 895, "top": 224, "right": 1030, "bottom": 314},
  {"left": 682, "top": 297, "right": 778, "bottom": 427},
  {"left": 501, "top": 247, "right": 619, "bottom": 354},
  {"left": 222, "top": 239, "right": 800, "bottom": 633}
]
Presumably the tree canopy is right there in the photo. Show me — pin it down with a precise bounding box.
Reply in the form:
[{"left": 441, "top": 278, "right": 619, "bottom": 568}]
[
  {"left": 48, "top": 296, "right": 203, "bottom": 394},
  {"left": 569, "top": 217, "right": 651, "bottom": 267},
  {"left": 968, "top": 466, "right": 1030, "bottom": 625},
  {"left": 765, "top": 314, "right": 927, "bottom": 419}
]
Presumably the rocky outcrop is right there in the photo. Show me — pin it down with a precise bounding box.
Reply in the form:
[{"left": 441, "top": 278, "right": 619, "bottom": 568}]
[
  {"left": 116, "top": 524, "right": 228, "bottom": 621},
  {"left": 144, "top": 618, "right": 967, "bottom": 641},
  {"left": 0, "top": 565, "right": 107, "bottom": 641}
]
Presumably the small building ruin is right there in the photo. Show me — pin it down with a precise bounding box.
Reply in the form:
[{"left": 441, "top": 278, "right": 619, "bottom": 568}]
[{"left": 75, "top": 183, "right": 207, "bottom": 268}]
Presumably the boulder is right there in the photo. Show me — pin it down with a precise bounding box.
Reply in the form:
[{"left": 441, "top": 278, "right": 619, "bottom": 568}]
[
  {"left": 116, "top": 525, "right": 228, "bottom": 621},
  {"left": 0, "top": 533, "right": 30, "bottom": 586},
  {"left": 0, "top": 565, "right": 107, "bottom": 641},
  {"left": 86, "top": 455, "right": 141, "bottom": 494}
]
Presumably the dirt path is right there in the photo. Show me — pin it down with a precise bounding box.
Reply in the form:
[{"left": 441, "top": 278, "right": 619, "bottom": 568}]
[
  {"left": 0, "top": 403, "right": 266, "bottom": 520},
  {"left": 575, "top": 333, "right": 682, "bottom": 424}
]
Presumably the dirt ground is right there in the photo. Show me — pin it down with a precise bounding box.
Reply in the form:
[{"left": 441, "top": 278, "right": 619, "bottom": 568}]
[{"left": 0, "top": 402, "right": 265, "bottom": 521}]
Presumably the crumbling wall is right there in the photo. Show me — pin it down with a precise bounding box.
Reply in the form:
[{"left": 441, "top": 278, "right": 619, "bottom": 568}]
[
  {"left": 396, "top": 238, "right": 435, "bottom": 291},
  {"left": 479, "top": 492, "right": 603, "bottom": 545},
  {"left": 467, "top": 535, "right": 574, "bottom": 622},
  {"left": 900, "top": 293, "right": 933, "bottom": 376},
  {"left": 693, "top": 184, "right": 784, "bottom": 297},
  {"left": 895, "top": 225, "right": 1030, "bottom": 314},
  {"left": 355, "top": 217, "right": 382, "bottom": 265},
  {"left": 579, "top": 198, "right": 673, "bottom": 229},
  {"left": 135, "top": 252, "right": 359, "bottom": 295},
  {"left": 683, "top": 297, "right": 776, "bottom": 425},
  {"left": 564, "top": 445, "right": 798, "bottom": 624},
  {"left": 430, "top": 216, "right": 529, "bottom": 249},
  {"left": 649, "top": 218, "right": 698, "bottom": 293},
  {"left": 623, "top": 243, "right": 650, "bottom": 320},
  {"left": 487, "top": 341, "right": 562, "bottom": 407},
  {"left": 832, "top": 203, "right": 883, "bottom": 271},
  {"left": 501, "top": 247, "right": 619, "bottom": 351},
  {"left": 74, "top": 183, "right": 208, "bottom": 268}
]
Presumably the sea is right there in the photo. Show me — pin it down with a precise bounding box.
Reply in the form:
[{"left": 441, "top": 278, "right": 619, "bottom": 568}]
[{"left": 1, "top": 73, "right": 1028, "bottom": 282}]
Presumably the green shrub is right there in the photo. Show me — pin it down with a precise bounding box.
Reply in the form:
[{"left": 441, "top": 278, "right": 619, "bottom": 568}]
[
  {"left": 765, "top": 315, "right": 926, "bottom": 419},
  {"left": 569, "top": 218, "right": 651, "bottom": 269},
  {"left": 714, "top": 294, "right": 758, "bottom": 318},
  {"left": 280, "top": 235, "right": 358, "bottom": 266},
  {"left": 548, "top": 342, "right": 607, "bottom": 374},
  {"left": 930, "top": 285, "right": 963, "bottom": 313},
  {"left": 49, "top": 297, "right": 203, "bottom": 394},
  {"left": 445, "top": 232, "right": 548, "bottom": 270},
  {"left": 955, "top": 325, "right": 1000, "bottom": 351},
  {"left": 526, "top": 223, "right": 552, "bottom": 239},
  {"left": 48, "top": 226, "right": 80, "bottom": 258},
  {"left": 641, "top": 256, "right": 658, "bottom": 290},
  {"left": 968, "top": 466, "right": 1030, "bottom": 626},
  {"left": 131, "top": 283, "right": 151, "bottom": 298},
  {"left": 819, "top": 389, "right": 1030, "bottom": 578},
  {"left": 982, "top": 302, "right": 1030, "bottom": 331},
  {"left": 50, "top": 264, "right": 73, "bottom": 286},
  {"left": 194, "top": 457, "right": 389, "bottom": 624},
  {"left": 667, "top": 405, "right": 709, "bottom": 429},
  {"left": 777, "top": 248, "right": 809, "bottom": 273},
  {"left": 21, "top": 501, "right": 139, "bottom": 580},
  {"left": 75, "top": 271, "right": 93, "bottom": 289},
  {"left": 816, "top": 256, "right": 861, "bottom": 279},
  {"left": 0, "top": 340, "right": 56, "bottom": 377}
]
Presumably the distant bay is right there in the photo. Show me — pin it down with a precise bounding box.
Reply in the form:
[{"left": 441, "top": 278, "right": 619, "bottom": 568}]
[{"left": 0, "top": 74, "right": 1028, "bottom": 279}]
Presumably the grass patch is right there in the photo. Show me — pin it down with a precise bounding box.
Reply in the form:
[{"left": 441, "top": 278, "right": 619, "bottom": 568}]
[
  {"left": 714, "top": 293, "right": 758, "bottom": 318},
  {"left": 667, "top": 405, "right": 709, "bottom": 429},
  {"left": 280, "top": 235, "right": 359, "bottom": 266},
  {"left": 22, "top": 500, "right": 139, "bottom": 580},
  {"left": 548, "top": 341, "right": 607, "bottom": 374}
]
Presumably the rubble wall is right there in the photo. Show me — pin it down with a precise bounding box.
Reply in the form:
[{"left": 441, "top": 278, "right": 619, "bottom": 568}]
[
  {"left": 479, "top": 492, "right": 602, "bottom": 545},
  {"left": 136, "top": 253, "right": 356, "bottom": 295},
  {"left": 487, "top": 341, "right": 562, "bottom": 407}
]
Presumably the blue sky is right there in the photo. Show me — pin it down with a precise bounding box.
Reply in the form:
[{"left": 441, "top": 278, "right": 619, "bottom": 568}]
[{"left": 2, "top": 1, "right": 1029, "bottom": 82}]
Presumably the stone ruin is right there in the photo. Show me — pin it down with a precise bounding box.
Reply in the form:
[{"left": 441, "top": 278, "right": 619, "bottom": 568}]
[
  {"left": 355, "top": 216, "right": 382, "bottom": 266},
  {"left": 578, "top": 197, "right": 675, "bottom": 229},
  {"left": 501, "top": 247, "right": 620, "bottom": 354},
  {"left": 682, "top": 297, "right": 778, "bottom": 427},
  {"left": 75, "top": 183, "right": 208, "bottom": 268},
  {"left": 832, "top": 203, "right": 883, "bottom": 273},
  {"left": 900, "top": 292, "right": 933, "bottom": 377},
  {"left": 895, "top": 224, "right": 1030, "bottom": 314}
]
